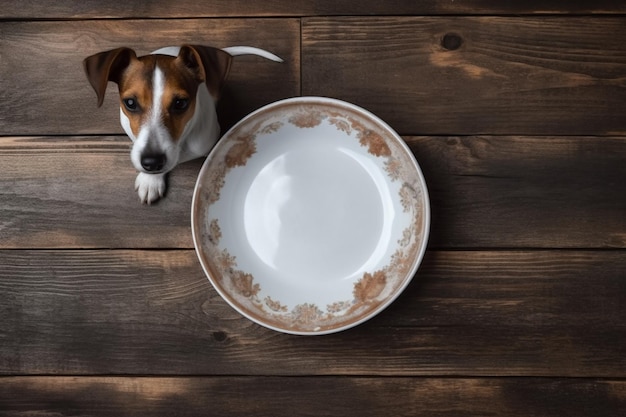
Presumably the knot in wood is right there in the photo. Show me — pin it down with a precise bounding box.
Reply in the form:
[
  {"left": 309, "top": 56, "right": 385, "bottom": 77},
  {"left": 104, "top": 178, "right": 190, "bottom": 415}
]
[
  {"left": 441, "top": 33, "right": 463, "bottom": 51},
  {"left": 212, "top": 331, "right": 228, "bottom": 342}
]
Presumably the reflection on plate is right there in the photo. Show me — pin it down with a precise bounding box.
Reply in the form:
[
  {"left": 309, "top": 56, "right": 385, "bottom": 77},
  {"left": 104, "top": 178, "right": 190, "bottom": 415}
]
[{"left": 192, "top": 97, "right": 429, "bottom": 334}]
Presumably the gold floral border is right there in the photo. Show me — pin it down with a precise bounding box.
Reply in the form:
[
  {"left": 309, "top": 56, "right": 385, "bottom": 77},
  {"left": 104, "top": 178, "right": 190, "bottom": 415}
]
[{"left": 196, "top": 101, "right": 427, "bottom": 333}]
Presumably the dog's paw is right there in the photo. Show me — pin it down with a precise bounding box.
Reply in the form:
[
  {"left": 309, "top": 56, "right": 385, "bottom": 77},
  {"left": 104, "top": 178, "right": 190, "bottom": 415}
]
[{"left": 135, "top": 172, "right": 166, "bottom": 204}]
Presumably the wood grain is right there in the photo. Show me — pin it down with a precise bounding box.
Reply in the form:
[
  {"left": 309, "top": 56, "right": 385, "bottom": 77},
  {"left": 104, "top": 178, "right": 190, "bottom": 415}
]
[
  {"left": 0, "top": 137, "right": 197, "bottom": 248},
  {"left": 0, "top": 19, "right": 299, "bottom": 136},
  {"left": 409, "top": 136, "right": 626, "bottom": 248},
  {"left": 3, "top": 0, "right": 625, "bottom": 19},
  {"left": 0, "top": 376, "right": 624, "bottom": 417},
  {"left": 1, "top": 136, "right": 623, "bottom": 249},
  {"left": 1, "top": 249, "right": 623, "bottom": 376},
  {"left": 302, "top": 17, "right": 626, "bottom": 135}
]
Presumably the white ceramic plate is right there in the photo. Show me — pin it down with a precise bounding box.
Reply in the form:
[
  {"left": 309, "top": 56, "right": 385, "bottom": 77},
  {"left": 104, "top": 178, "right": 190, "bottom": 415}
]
[{"left": 192, "top": 97, "right": 429, "bottom": 334}]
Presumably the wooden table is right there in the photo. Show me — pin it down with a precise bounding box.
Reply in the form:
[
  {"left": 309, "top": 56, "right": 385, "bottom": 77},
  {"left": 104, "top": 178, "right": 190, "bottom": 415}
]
[{"left": 1, "top": 2, "right": 625, "bottom": 415}]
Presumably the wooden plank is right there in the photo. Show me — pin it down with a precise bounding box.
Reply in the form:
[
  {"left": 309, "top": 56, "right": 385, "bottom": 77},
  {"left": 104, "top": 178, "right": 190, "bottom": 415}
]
[
  {"left": 1, "top": 249, "right": 623, "bottom": 376},
  {"left": 0, "top": 19, "right": 299, "bottom": 136},
  {"left": 409, "top": 136, "right": 626, "bottom": 249},
  {"left": 2, "top": 0, "right": 625, "bottom": 19},
  {"left": 1, "top": 136, "right": 623, "bottom": 249},
  {"left": 0, "top": 376, "right": 624, "bottom": 417},
  {"left": 302, "top": 17, "right": 626, "bottom": 136},
  {"left": 0, "top": 137, "right": 197, "bottom": 248}
]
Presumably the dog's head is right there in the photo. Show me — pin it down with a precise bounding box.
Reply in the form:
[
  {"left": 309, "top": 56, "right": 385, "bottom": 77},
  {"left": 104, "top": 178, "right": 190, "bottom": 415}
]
[{"left": 83, "top": 45, "right": 232, "bottom": 174}]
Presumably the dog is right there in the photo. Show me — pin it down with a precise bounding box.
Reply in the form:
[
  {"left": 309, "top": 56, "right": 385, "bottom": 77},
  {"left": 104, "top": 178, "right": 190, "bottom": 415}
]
[{"left": 83, "top": 45, "right": 282, "bottom": 204}]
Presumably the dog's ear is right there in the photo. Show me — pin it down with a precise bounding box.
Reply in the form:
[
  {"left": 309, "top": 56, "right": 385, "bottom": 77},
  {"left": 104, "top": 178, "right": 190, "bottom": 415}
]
[
  {"left": 177, "top": 45, "right": 233, "bottom": 99},
  {"left": 83, "top": 47, "right": 137, "bottom": 107}
]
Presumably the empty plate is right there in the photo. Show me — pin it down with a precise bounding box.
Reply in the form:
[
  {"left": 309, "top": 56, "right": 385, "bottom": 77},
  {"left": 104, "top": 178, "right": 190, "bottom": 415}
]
[{"left": 192, "top": 97, "right": 429, "bottom": 334}]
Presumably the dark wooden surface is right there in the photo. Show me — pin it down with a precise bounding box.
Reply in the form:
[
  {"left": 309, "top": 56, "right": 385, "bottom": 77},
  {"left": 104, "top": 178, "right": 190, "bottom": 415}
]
[{"left": 1, "top": 2, "right": 625, "bottom": 416}]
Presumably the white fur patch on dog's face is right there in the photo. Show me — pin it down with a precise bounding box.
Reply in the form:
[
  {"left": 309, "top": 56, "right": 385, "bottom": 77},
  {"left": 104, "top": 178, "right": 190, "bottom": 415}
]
[{"left": 127, "top": 67, "right": 178, "bottom": 173}]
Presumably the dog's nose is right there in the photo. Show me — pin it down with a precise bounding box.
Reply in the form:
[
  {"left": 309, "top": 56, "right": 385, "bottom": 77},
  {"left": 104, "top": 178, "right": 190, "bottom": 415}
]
[{"left": 141, "top": 154, "right": 166, "bottom": 172}]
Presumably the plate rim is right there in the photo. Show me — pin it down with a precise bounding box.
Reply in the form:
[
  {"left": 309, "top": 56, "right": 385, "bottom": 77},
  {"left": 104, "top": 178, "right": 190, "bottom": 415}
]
[{"left": 191, "top": 96, "right": 430, "bottom": 335}]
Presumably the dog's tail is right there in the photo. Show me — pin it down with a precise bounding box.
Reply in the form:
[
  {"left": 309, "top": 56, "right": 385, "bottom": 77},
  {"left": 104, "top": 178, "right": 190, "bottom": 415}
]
[{"left": 222, "top": 46, "right": 283, "bottom": 63}]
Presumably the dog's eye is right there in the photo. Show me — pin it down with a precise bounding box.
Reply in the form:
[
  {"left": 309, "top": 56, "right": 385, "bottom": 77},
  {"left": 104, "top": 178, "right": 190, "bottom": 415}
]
[
  {"left": 123, "top": 98, "right": 140, "bottom": 112},
  {"left": 171, "top": 98, "right": 190, "bottom": 113}
]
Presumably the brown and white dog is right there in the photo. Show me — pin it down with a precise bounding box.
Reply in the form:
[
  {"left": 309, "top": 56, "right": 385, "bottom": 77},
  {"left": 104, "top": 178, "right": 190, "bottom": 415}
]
[{"left": 83, "top": 45, "right": 282, "bottom": 204}]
